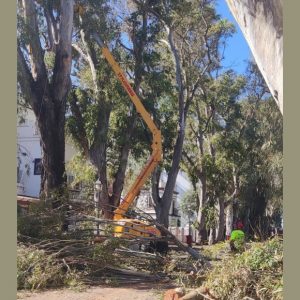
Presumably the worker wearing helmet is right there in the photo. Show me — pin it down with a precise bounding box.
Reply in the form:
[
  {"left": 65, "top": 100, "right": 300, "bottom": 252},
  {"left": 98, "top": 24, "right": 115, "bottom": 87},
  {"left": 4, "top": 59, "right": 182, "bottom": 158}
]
[{"left": 229, "top": 220, "right": 245, "bottom": 251}]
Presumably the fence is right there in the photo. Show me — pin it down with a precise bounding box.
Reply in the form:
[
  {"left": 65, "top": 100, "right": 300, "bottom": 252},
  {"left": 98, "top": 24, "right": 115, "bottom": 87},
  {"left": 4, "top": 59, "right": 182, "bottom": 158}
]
[{"left": 169, "top": 226, "right": 198, "bottom": 243}]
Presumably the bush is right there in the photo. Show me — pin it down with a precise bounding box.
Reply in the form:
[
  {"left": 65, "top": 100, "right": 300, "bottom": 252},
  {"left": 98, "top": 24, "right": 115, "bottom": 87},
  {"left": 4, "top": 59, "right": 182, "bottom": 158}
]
[{"left": 205, "top": 238, "right": 283, "bottom": 300}]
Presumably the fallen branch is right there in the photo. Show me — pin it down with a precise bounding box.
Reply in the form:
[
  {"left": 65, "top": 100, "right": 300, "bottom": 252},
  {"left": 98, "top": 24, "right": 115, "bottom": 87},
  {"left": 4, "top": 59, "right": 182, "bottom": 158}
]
[
  {"left": 75, "top": 212, "right": 204, "bottom": 260},
  {"left": 115, "top": 248, "right": 164, "bottom": 262},
  {"left": 104, "top": 265, "right": 163, "bottom": 279},
  {"left": 154, "top": 223, "right": 203, "bottom": 260}
]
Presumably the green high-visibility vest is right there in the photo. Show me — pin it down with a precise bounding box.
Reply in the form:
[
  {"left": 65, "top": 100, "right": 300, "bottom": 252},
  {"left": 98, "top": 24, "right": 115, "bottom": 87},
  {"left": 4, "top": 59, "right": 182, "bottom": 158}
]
[{"left": 230, "top": 230, "right": 245, "bottom": 241}]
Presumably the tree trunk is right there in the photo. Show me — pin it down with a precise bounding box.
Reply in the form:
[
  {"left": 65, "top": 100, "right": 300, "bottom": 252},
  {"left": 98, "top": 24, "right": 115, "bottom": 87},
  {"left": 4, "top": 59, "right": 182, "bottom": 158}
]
[
  {"left": 225, "top": 0, "right": 283, "bottom": 113},
  {"left": 225, "top": 201, "right": 233, "bottom": 239},
  {"left": 154, "top": 119, "right": 185, "bottom": 228},
  {"left": 152, "top": 169, "right": 170, "bottom": 228},
  {"left": 38, "top": 101, "right": 66, "bottom": 200},
  {"left": 152, "top": 24, "right": 190, "bottom": 228},
  {"left": 110, "top": 116, "right": 137, "bottom": 209},
  {"left": 89, "top": 105, "right": 112, "bottom": 219},
  {"left": 248, "top": 179, "right": 268, "bottom": 237},
  {"left": 18, "top": 0, "right": 74, "bottom": 199},
  {"left": 208, "top": 228, "right": 215, "bottom": 245},
  {"left": 196, "top": 176, "right": 207, "bottom": 244},
  {"left": 215, "top": 198, "right": 225, "bottom": 242},
  {"left": 155, "top": 205, "right": 170, "bottom": 229}
]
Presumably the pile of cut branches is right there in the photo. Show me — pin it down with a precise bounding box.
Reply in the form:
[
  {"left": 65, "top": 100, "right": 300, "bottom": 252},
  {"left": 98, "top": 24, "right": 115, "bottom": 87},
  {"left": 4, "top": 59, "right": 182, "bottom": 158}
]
[
  {"left": 17, "top": 200, "right": 205, "bottom": 291},
  {"left": 204, "top": 238, "right": 283, "bottom": 300}
]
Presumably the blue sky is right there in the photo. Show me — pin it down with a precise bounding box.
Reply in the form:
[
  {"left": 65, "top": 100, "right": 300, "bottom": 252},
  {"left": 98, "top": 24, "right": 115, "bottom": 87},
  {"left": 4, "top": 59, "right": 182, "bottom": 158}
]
[{"left": 215, "top": 0, "right": 251, "bottom": 74}]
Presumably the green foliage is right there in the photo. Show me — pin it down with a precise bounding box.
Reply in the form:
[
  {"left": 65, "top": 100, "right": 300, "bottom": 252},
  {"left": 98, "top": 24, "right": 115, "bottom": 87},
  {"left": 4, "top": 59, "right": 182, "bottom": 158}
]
[
  {"left": 241, "top": 239, "right": 283, "bottom": 271},
  {"left": 17, "top": 201, "right": 66, "bottom": 239},
  {"left": 183, "top": 58, "right": 282, "bottom": 238},
  {"left": 180, "top": 189, "right": 198, "bottom": 218},
  {"left": 44, "top": 51, "right": 55, "bottom": 70},
  {"left": 183, "top": 70, "right": 246, "bottom": 202},
  {"left": 236, "top": 97, "right": 283, "bottom": 230},
  {"left": 206, "top": 238, "right": 283, "bottom": 300},
  {"left": 91, "top": 238, "right": 127, "bottom": 266},
  {"left": 122, "top": 155, "right": 149, "bottom": 193},
  {"left": 17, "top": 244, "right": 83, "bottom": 291},
  {"left": 17, "top": 87, "right": 29, "bottom": 124},
  {"left": 66, "top": 154, "right": 97, "bottom": 188},
  {"left": 203, "top": 205, "right": 218, "bottom": 230}
]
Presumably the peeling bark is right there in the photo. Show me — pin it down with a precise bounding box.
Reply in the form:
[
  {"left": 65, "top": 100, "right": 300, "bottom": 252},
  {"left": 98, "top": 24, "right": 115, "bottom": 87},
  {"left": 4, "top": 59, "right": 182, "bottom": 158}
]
[
  {"left": 225, "top": 201, "right": 233, "bottom": 238},
  {"left": 225, "top": 0, "right": 283, "bottom": 113},
  {"left": 196, "top": 175, "right": 207, "bottom": 243}
]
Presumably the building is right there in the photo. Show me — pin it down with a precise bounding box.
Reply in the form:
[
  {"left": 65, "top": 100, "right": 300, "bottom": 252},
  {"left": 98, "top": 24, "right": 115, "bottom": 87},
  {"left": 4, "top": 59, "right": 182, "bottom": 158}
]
[{"left": 135, "top": 171, "right": 194, "bottom": 235}]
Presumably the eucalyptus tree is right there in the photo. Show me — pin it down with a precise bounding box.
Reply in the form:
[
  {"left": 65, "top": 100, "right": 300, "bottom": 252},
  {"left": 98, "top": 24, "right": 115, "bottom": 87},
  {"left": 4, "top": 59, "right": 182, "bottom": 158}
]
[
  {"left": 182, "top": 70, "right": 246, "bottom": 243},
  {"left": 212, "top": 62, "right": 282, "bottom": 239},
  {"left": 237, "top": 98, "right": 283, "bottom": 237},
  {"left": 17, "top": 0, "right": 74, "bottom": 199},
  {"left": 130, "top": 0, "right": 236, "bottom": 227},
  {"left": 66, "top": 0, "right": 166, "bottom": 218}
]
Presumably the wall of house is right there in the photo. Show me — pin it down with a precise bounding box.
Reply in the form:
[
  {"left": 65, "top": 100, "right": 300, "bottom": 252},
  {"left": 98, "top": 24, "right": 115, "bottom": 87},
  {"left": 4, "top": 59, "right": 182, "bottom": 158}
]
[{"left": 17, "top": 115, "right": 41, "bottom": 197}]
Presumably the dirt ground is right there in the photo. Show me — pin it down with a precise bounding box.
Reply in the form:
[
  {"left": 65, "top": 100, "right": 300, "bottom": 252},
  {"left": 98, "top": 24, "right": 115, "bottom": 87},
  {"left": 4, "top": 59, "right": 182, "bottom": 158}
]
[{"left": 17, "top": 283, "right": 171, "bottom": 300}]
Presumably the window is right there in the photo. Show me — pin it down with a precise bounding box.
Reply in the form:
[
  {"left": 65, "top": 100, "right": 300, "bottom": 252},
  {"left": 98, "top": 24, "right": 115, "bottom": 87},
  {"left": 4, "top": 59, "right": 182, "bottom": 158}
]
[{"left": 34, "top": 158, "right": 42, "bottom": 175}]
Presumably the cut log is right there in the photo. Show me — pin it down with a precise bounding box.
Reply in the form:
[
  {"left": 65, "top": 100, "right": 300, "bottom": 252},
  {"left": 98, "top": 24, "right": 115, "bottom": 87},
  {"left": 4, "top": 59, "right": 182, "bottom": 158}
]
[{"left": 182, "top": 287, "right": 216, "bottom": 300}]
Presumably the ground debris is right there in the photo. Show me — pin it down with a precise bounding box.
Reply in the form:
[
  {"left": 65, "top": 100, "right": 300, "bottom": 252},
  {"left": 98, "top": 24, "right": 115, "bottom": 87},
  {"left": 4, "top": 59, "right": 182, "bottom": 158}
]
[{"left": 163, "top": 286, "right": 216, "bottom": 300}]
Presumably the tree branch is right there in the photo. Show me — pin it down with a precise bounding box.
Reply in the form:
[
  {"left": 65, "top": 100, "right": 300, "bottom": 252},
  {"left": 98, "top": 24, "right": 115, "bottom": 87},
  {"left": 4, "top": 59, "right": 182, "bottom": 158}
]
[
  {"left": 182, "top": 150, "right": 202, "bottom": 179},
  {"left": 22, "top": 0, "right": 47, "bottom": 84},
  {"left": 44, "top": 3, "right": 59, "bottom": 51},
  {"left": 151, "top": 168, "right": 161, "bottom": 207},
  {"left": 51, "top": 0, "right": 74, "bottom": 102},
  {"left": 117, "top": 40, "right": 134, "bottom": 54},
  {"left": 80, "top": 28, "right": 99, "bottom": 94},
  {"left": 17, "top": 44, "right": 39, "bottom": 110},
  {"left": 72, "top": 43, "right": 89, "bottom": 62},
  {"left": 68, "top": 90, "right": 89, "bottom": 156},
  {"left": 111, "top": 116, "right": 137, "bottom": 207}
]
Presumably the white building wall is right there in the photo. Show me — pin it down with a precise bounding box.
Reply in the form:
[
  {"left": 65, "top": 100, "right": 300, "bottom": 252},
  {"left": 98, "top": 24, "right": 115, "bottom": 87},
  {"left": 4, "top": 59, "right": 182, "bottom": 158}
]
[{"left": 17, "top": 116, "right": 41, "bottom": 197}]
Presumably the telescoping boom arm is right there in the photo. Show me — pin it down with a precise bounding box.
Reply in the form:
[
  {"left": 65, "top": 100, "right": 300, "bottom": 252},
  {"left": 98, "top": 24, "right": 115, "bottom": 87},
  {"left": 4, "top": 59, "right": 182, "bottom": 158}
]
[{"left": 93, "top": 33, "right": 162, "bottom": 220}]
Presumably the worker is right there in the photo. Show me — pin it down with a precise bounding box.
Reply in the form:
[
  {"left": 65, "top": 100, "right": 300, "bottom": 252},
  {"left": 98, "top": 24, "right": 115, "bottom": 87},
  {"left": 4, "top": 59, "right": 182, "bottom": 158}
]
[
  {"left": 229, "top": 221, "right": 245, "bottom": 251},
  {"left": 186, "top": 234, "right": 193, "bottom": 247}
]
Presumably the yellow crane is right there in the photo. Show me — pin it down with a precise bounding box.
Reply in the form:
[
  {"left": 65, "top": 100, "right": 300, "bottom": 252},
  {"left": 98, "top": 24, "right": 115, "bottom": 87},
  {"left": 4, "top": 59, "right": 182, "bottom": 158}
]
[{"left": 93, "top": 33, "right": 162, "bottom": 239}]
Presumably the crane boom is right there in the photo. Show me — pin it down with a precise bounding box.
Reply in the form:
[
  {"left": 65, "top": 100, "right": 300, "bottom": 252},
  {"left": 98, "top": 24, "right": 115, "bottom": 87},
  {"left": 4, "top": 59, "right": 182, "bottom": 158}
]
[{"left": 93, "top": 33, "right": 162, "bottom": 220}]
